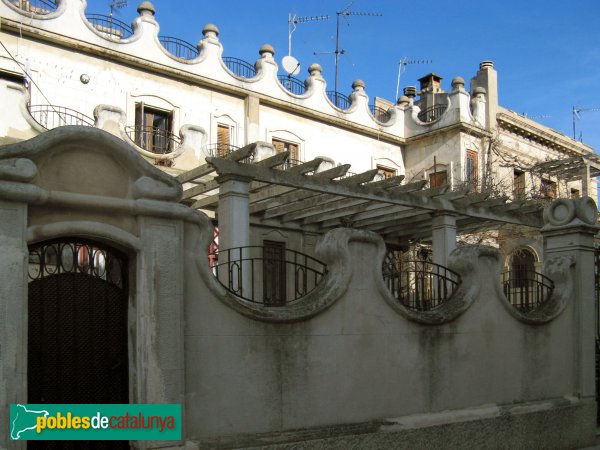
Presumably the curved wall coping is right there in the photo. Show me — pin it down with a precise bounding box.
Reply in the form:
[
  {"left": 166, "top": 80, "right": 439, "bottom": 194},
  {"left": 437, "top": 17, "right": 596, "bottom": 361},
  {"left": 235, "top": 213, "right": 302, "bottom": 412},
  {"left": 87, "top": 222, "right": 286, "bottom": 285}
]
[{"left": 0, "top": 0, "right": 486, "bottom": 138}]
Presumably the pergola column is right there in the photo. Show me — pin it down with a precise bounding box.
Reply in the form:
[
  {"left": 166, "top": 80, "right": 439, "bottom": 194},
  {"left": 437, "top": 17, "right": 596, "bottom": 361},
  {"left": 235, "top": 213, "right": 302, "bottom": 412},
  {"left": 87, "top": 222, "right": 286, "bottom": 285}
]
[
  {"left": 581, "top": 162, "right": 591, "bottom": 197},
  {"left": 431, "top": 213, "right": 457, "bottom": 267},
  {"left": 217, "top": 175, "right": 251, "bottom": 297},
  {"left": 217, "top": 175, "right": 251, "bottom": 251}
]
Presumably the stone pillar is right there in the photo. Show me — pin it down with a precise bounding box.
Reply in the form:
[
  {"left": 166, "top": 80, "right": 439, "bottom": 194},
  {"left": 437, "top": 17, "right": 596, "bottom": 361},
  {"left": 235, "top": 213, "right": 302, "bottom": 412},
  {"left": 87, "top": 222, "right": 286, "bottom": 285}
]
[
  {"left": 0, "top": 200, "right": 28, "bottom": 450},
  {"left": 581, "top": 163, "right": 591, "bottom": 197},
  {"left": 541, "top": 198, "right": 599, "bottom": 400},
  {"left": 217, "top": 176, "right": 251, "bottom": 297},
  {"left": 432, "top": 213, "right": 457, "bottom": 267},
  {"left": 136, "top": 217, "right": 185, "bottom": 411}
]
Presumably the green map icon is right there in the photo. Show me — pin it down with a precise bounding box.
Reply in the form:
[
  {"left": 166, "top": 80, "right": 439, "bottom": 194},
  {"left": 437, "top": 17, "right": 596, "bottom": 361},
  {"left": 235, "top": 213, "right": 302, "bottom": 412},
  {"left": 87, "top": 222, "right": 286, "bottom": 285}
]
[{"left": 10, "top": 404, "right": 49, "bottom": 440}]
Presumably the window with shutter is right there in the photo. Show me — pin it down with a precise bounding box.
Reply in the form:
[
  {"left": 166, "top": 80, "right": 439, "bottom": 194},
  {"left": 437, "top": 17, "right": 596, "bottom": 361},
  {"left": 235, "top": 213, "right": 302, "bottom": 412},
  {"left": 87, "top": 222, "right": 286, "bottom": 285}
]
[
  {"left": 466, "top": 150, "right": 478, "bottom": 190},
  {"left": 376, "top": 165, "right": 396, "bottom": 180},
  {"left": 272, "top": 138, "right": 299, "bottom": 161},
  {"left": 429, "top": 171, "right": 447, "bottom": 188},
  {"left": 514, "top": 170, "right": 526, "bottom": 199},
  {"left": 134, "top": 103, "right": 172, "bottom": 154}
]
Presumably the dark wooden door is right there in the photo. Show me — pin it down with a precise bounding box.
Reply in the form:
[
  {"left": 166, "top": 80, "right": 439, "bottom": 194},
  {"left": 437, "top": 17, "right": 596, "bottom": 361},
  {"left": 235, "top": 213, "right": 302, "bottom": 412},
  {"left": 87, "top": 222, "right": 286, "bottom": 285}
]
[{"left": 263, "top": 241, "right": 286, "bottom": 306}]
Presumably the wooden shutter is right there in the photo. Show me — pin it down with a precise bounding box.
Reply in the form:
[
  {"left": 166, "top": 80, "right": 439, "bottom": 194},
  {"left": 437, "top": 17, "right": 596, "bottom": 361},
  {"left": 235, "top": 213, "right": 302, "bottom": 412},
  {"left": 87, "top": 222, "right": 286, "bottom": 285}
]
[
  {"left": 272, "top": 138, "right": 285, "bottom": 153},
  {"left": 429, "top": 171, "right": 447, "bottom": 188},
  {"left": 134, "top": 102, "right": 144, "bottom": 148},
  {"left": 288, "top": 143, "right": 299, "bottom": 160},
  {"left": 466, "top": 150, "right": 478, "bottom": 190},
  {"left": 217, "top": 124, "right": 230, "bottom": 157}
]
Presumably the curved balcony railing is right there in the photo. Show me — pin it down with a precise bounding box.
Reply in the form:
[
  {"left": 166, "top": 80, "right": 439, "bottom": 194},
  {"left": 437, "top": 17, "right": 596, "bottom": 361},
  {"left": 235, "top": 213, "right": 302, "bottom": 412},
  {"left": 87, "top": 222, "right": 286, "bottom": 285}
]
[
  {"left": 502, "top": 269, "right": 554, "bottom": 313},
  {"left": 27, "top": 105, "right": 95, "bottom": 130},
  {"left": 222, "top": 57, "right": 256, "bottom": 79},
  {"left": 276, "top": 158, "right": 304, "bottom": 171},
  {"left": 369, "top": 104, "right": 392, "bottom": 123},
  {"left": 204, "top": 143, "right": 254, "bottom": 163},
  {"left": 417, "top": 104, "right": 447, "bottom": 123},
  {"left": 85, "top": 14, "right": 133, "bottom": 39},
  {"left": 159, "top": 36, "right": 199, "bottom": 60},
  {"left": 327, "top": 91, "right": 350, "bottom": 109},
  {"left": 383, "top": 256, "right": 461, "bottom": 311},
  {"left": 10, "top": 0, "right": 57, "bottom": 14},
  {"left": 209, "top": 246, "right": 327, "bottom": 305},
  {"left": 125, "top": 125, "right": 181, "bottom": 154},
  {"left": 277, "top": 75, "right": 306, "bottom": 95}
]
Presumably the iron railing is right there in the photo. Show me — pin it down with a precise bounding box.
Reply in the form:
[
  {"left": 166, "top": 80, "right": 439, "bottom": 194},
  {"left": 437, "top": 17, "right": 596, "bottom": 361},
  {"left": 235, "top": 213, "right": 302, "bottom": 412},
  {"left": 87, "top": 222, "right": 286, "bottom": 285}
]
[
  {"left": 209, "top": 246, "right": 327, "bottom": 305},
  {"left": 327, "top": 91, "right": 350, "bottom": 109},
  {"left": 28, "top": 240, "right": 126, "bottom": 289},
  {"left": 278, "top": 75, "right": 306, "bottom": 95},
  {"left": 501, "top": 269, "right": 554, "bottom": 312},
  {"left": 417, "top": 104, "right": 447, "bottom": 123},
  {"left": 11, "top": 0, "right": 56, "bottom": 14},
  {"left": 159, "top": 36, "right": 199, "bottom": 60},
  {"left": 85, "top": 14, "right": 133, "bottom": 39},
  {"left": 277, "top": 158, "right": 304, "bottom": 171},
  {"left": 27, "top": 105, "right": 95, "bottom": 130},
  {"left": 125, "top": 125, "right": 181, "bottom": 154},
  {"left": 222, "top": 57, "right": 256, "bottom": 78},
  {"left": 383, "top": 256, "right": 461, "bottom": 311},
  {"left": 369, "top": 104, "right": 392, "bottom": 123}
]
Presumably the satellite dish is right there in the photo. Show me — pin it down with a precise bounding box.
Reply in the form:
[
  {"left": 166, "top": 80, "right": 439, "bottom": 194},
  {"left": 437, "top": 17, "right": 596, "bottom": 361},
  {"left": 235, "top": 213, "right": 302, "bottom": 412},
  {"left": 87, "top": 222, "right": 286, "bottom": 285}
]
[{"left": 282, "top": 55, "right": 301, "bottom": 76}]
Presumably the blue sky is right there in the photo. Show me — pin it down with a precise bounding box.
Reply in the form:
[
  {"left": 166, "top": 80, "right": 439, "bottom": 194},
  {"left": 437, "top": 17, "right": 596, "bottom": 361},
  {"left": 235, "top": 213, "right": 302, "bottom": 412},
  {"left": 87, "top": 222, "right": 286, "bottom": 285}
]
[{"left": 85, "top": 0, "right": 600, "bottom": 151}]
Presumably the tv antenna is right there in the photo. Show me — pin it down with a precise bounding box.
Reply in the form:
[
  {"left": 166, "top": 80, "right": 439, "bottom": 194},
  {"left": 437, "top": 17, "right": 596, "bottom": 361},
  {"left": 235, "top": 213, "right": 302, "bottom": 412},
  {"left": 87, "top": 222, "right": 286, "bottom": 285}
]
[
  {"left": 314, "top": 3, "right": 382, "bottom": 97},
  {"left": 109, "top": 0, "right": 127, "bottom": 19},
  {"left": 288, "top": 13, "right": 329, "bottom": 56},
  {"left": 573, "top": 106, "right": 600, "bottom": 141},
  {"left": 395, "top": 58, "right": 432, "bottom": 101}
]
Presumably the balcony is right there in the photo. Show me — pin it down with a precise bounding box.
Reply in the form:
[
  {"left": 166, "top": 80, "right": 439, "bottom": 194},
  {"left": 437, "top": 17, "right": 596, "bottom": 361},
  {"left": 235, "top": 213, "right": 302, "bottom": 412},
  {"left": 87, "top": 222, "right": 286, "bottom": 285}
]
[
  {"left": 85, "top": 14, "right": 133, "bottom": 39},
  {"left": 327, "top": 91, "right": 350, "bottom": 109},
  {"left": 383, "top": 256, "right": 461, "bottom": 311},
  {"left": 159, "top": 36, "right": 199, "bottom": 60},
  {"left": 125, "top": 125, "right": 181, "bottom": 166},
  {"left": 10, "top": 0, "right": 56, "bottom": 15},
  {"left": 417, "top": 104, "right": 447, "bottom": 123},
  {"left": 222, "top": 57, "right": 256, "bottom": 79},
  {"left": 27, "top": 105, "right": 95, "bottom": 130},
  {"left": 209, "top": 246, "right": 327, "bottom": 306},
  {"left": 277, "top": 75, "right": 306, "bottom": 95},
  {"left": 502, "top": 269, "right": 554, "bottom": 312},
  {"left": 369, "top": 104, "right": 392, "bottom": 123}
]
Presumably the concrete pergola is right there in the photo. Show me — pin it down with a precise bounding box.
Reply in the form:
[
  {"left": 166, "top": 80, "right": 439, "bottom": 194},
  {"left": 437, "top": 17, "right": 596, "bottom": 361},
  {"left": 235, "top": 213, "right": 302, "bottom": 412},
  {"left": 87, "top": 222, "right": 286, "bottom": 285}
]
[
  {"left": 531, "top": 154, "right": 600, "bottom": 197},
  {"left": 177, "top": 143, "right": 545, "bottom": 266}
]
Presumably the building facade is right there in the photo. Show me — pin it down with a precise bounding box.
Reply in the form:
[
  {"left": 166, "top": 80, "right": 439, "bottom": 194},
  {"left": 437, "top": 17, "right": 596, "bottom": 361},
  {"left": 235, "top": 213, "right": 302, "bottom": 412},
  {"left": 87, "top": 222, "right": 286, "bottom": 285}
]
[{"left": 1, "top": 2, "right": 600, "bottom": 448}]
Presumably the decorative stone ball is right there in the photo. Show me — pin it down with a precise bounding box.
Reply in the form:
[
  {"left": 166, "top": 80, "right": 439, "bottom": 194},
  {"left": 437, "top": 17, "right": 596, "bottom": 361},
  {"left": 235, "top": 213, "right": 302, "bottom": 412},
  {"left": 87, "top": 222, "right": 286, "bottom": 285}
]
[
  {"left": 137, "top": 1, "right": 155, "bottom": 15},
  {"left": 397, "top": 95, "right": 410, "bottom": 105},
  {"left": 202, "top": 23, "right": 219, "bottom": 37},
  {"left": 352, "top": 79, "right": 366, "bottom": 90},
  {"left": 259, "top": 44, "right": 275, "bottom": 56},
  {"left": 451, "top": 76, "right": 465, "bottom": 89},
  {"left": 308, "top": 63, "right": 322, "bottom": 76},
  {"left": 473, "top": 86, "right": 487, "bottom": 96}
]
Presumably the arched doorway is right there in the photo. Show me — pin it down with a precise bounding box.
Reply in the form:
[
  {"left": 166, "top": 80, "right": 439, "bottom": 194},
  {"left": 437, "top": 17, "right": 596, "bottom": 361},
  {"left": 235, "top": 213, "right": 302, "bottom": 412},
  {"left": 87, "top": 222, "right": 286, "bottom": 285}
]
[{"left": 27, "top": 240, "right": 129, "bottom": 449}]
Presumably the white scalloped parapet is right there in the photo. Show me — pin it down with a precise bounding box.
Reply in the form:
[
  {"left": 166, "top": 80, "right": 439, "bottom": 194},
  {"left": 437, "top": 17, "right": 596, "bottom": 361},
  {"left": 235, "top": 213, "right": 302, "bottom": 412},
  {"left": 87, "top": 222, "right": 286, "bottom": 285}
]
[{"left": 0, "top": 0, "right": 481, "bottom": 136}]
